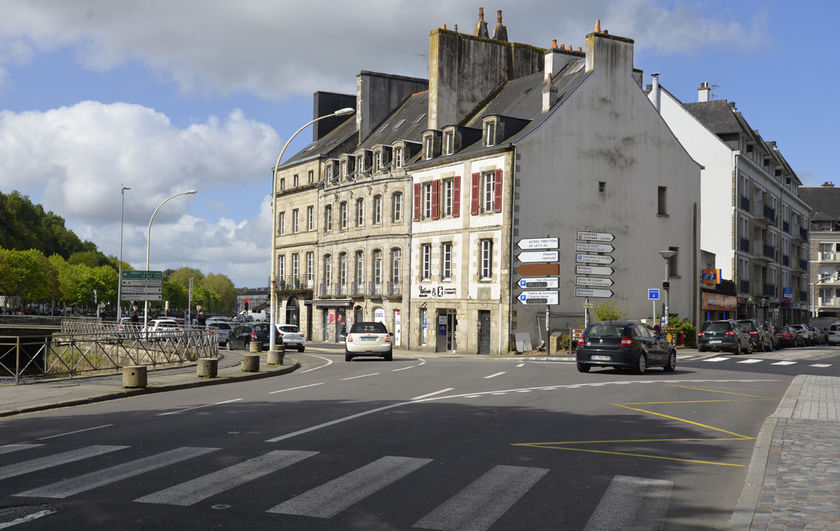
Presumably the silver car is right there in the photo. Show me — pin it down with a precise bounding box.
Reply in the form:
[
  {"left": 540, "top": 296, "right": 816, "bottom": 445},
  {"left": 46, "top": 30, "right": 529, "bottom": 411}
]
[
  {"left": 208, "top": 322, "right": 232, "bottom": 347},
  {"left": 345, "top": 321, "right": 392, "bottom": 361},
  {"left": 275, "top": 324, "right": 306, "bottom": 352}
]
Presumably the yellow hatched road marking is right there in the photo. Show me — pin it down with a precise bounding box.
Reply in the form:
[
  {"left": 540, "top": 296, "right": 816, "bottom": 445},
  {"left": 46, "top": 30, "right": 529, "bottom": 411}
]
[
  {"left": 612, "top": 404, "right": 752, "bottom": 439},
  {"left": 667, "top": 384, "right": 771, "bottom": 398},
  {"left": 514, "top": 436, "right": 753, "bottom": 445},
  {"left": 512, "top": 444, "right": 746, "bottom": 467}
]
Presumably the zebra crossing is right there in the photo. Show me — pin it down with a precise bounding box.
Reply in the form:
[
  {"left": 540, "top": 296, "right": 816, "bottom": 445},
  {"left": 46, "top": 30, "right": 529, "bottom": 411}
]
[
  {"left": 0, "top": 443, "right": 673, "bottom": 529},
  {"left": 679, "top": 354, "right": 832, "bottom": 368}
]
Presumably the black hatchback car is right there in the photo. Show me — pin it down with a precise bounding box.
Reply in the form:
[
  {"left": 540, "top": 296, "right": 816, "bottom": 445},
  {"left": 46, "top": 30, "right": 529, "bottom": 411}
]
[
  {"left": 576, "top": 321, "right": 676, "bottom": 374},
  {"left": 229, "top": 322, "right": 271, "bottom": 350},
  {"left": 697, "top": 320, "right": 751, "bottom": 354}
]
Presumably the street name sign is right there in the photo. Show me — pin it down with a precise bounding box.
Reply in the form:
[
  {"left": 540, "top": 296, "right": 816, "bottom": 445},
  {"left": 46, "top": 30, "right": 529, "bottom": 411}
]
[
  {"left": 517, "top": 290, "right": 559, "bottom": 305},
  {"left": 575, "top": 253, "right": 614, "bottom": 265},
  {"left": 576, "top": 231, "right": 615, "bottom": 242},
  {"left": 575, "top": 265, "right": 614, "bottom": 276},
  {"left": 121, "top": 271, "right": 163, "bottom": 280},
  {"left": 515, "top": 264, "right": 559, "bottom": 276},
  {"left": 575, "top": 287, "right": 614, "bottom": 298},
  {"left": 517, "top": 277, "right": 559, "bottom": 289},
  {"left": 517, "top": 251, "right": 559, "bottom": 263},
  {"left": 575, "top": 242, "right": 614, "bottom": 253},
  {"left": 517, "top": 238, "right": 559, "bottom": 250},
  {"left": 648, "top": 288, "right": 660, "bottom": 300},
  {"left": 576, "top": 276, "right": 614, "bottom": 287}
]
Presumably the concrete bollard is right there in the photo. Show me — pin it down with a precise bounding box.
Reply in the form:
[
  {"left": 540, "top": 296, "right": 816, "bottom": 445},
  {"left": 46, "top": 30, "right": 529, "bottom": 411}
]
[
  {"left": 241, "top": 354, "right": 260, "bottom": 372},
  {"left": 267, "top": 348, "right": 284, "bottom": 365},
  {"left": 249, "top": 341, "right": 263, "bottom": 353},
  {"left": 197, "top": 358, "right": 218, "bottom": 378},
  {"left": 122, "top": 365, "right": 147, "bottom": 388}
]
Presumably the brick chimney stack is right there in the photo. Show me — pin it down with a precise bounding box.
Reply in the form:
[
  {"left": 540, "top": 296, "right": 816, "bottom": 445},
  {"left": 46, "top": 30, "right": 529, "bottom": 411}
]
[
  {"left": 474, "top": 7, "right": 489, "bottom": 37},
  {"left": 493, "top": 10, "right": 508, "bottom": 41}
]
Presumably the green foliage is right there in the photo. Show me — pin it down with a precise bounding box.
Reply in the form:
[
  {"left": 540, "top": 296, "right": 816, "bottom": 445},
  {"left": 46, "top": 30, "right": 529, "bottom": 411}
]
[
  {"left": 593, "top": 300, "right": 627, "bottom": 322},
  {"left": 68, "top": 250, "right": 113, "bottom": 268},
  {"left": 667, "top": 315, "right": 696, "bottom": 347},
  {"left": 167, "top": 267, "right": 204, "bottom": 288},
  {"left": 201, "top": 273, "right": 236, "bottom": 310}
]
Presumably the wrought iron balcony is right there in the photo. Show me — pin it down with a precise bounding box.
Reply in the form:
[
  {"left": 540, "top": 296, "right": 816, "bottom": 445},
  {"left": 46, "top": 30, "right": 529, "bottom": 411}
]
[
  {"left": 740, "top": 238, "right": 750, "bottom": 253},
  {"left": 740, "top": 280, "right": 750, "bottom": 294},
  {"left": 740, "top": 196, "right": 750, "bottom": 211},
  {"left": 782, "top": 221, "right": 790, "bottom": 233},
  {"left": 351, "top": 282, "right": 364, "bottom": 296},
  {"left": 763, "top": 284, "right": 776, "bottom": 297},
  {"left": 319, "top": 283, "right": 331, "bottom": 297},
  {"left": 368, "top": 282, "right": 383, "bottom": 296},
  {"left": 336, "top": 283, "right": 347, "bottom": 296},
  {"left": 763, "top": 245, "right": 775, "bottom": 259},
  {"left": 387, "top": 282, "right": 402, "bottom": 297},
  {"left": 800, "top": 259, "right": 808, "bottom": 270},
  {"left": 763, "top": 205, "right": 776, "bottom": 223},
  {"left": 782, "top": 255, "right": 789, "bottom": 267},
  {"left": 800, "top": 227, "right": 808, "bottom": 239}
]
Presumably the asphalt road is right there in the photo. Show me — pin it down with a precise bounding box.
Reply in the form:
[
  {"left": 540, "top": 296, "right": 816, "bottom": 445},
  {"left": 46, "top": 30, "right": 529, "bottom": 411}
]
[{"left": 2, "top": 346, "right": 836, "bottom": 529}]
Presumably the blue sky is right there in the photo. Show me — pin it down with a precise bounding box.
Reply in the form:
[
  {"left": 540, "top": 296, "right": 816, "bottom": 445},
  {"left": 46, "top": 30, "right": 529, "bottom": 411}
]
[{"left": 0, "top": 1, "right": 836, "bottom": 288}]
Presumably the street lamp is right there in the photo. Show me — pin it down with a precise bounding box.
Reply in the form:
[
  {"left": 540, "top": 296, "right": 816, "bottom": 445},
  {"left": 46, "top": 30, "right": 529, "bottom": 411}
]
[
  {"left": 268, "top": 107, "right": 355, "bottom": 354},
  {"left": 116, "top": 185, "right": 131, "bottom": 319},
  {"left": 144, "top": 189, "right": 197, "bottom": 330},
  {"left": 659, "top": 249, "right": 676, "bottom": 325}
]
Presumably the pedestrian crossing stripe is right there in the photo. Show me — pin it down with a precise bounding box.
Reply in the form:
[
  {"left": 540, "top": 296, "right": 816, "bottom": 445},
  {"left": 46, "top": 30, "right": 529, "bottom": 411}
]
[
  {"left": 703, "top": 357, "right": 729, "bottom": 362},
  {"left": 771, "top": 361, "right": 797, "bottom": 365},
  {"left": 0, "top": 445, "right": 127, "bottom": 481},
  {"left": 584, "top": 475, "right": 672, "bottom": 530}
]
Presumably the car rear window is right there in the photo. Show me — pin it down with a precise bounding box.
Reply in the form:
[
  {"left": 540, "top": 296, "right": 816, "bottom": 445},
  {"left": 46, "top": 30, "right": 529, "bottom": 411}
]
[
  {"left": 252, "top": 324, "right": 270, "bottom": 333},
  {"left": 351, "top": 322, "right": 387, "bottom": 333},
  {"left": 586, "top": 324, "right": 625, "bottom": 338},
  {"left": 279, "top": 326, "right": 299, "bottom": 333},
  {"left": 830, "top": 325, "right": 840, "bottom": 331},
  {"left": 702, "top": 322, "right": 731, "bottom": 332},
  {"left": 737, "top": 321, "right": 756, "bottom": 330},
  {"left": 210, "top": 323, "right": 231, "bottom": 330}
]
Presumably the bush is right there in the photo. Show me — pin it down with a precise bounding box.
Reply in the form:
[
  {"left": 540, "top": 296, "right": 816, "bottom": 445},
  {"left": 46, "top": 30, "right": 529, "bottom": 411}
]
[{"left": 593, "top": 301, "right": 627, "bottom": 321}]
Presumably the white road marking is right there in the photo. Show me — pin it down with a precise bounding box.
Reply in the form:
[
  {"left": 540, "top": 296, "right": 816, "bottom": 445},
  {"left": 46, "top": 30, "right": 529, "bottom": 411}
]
[
  {"left": 135, "top": 450, "right": 317, "bottom": 506},
  {"left": 736, "top": 359, "right": 763, "bottom": 364},
  {"left": 37, "top": 424, "right": 113, "bottom": 440},
  {"left": 0, "top": 444, "right": 42, "bottom": 455},
  {"left": 268, "top": 456, "right": 431, "bottom": 518},
  {"left": 0, "top": 509, "right": 57, "bottom": 529},
  {"left": 0, "top": 445, "right": 128, "bottom": 481},
  {"left": 412, "top": 388, "right": 454, "bottom": 401},
  {"left": 584, "top": 475, "right": 672, "bottom": 530},
  {"left": 341, "top": 373, "right": 379, "bottom": 380},
  {"left": 158, "top": 398, "right": 242, "bottom": 416},
  {"left": 810, "top": 364, "right": 832, "bottom": 368},
  {"left": 484, "top": 372, "right": 506, "bottom": 379},
  {"left": 418, "top": 360, "right": 427, "bottom": 366},
  {"left": 269, "top": 383, "right": 324, "bottom": 394},
  {"left": 298, "top": 355, "right": 333, "bottom": 374},
  {"left": 15, "top": 447, "right": 219, "bottom": 499},
  {"left": 413, "top": 465, "right": 548, "bottom": 531},
  {"left": 516, "top": 363, "right": 525, "bottom": 368},
  {"left": 392, "top": 365, "right": 416, "bottom": 372},
  {"left": 771, "top": 361, "right": 796, "bottom": 366},
  {"left": 703, "top": 357, "right": 729, "bottom": 362}
]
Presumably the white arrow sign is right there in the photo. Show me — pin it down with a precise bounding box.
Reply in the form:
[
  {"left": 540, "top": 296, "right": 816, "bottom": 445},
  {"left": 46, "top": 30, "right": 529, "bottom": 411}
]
[
  {"left": 517, "top": 238, "right": 558, "bottom": 250},
  {"left": 518, "top": 251, "right": 558, "bottom": 263},
  {"left": 517, "top": 290, "right": 559, "bottom": 305},
  {"left": 576, "top": 265, "right": 614, "bottom": 276},
  {"left": 517, "top": 277, "right": 559, "bottom": 289},
  {"left": 575, "top": 287, "right": 614, "bottom": 298},
  {"left": 577, "top": 231, "right": 615, "bottom": 242},
  {"left": 575, "top": 242, "right": 614, "bottom": 253},
  {"left": 576, "top": 276, "right": 614, "bottom": 287},
  {"left": 576, "top": 253, "right": 614, "bottom": 264}
]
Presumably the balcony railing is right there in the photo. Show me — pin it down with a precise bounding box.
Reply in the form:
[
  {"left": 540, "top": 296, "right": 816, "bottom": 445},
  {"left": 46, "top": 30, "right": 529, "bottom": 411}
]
[
  {"left": 800, "top": 259, "right": 808, "bottom": 270},
  {"left": 351, "top": 282, "right": 364, "bottom": 296},
  {"left": 368, "top": 282, "right": 383, "bottom": 296},
  {"left": 387, "top": 282, "right": 402, "bottom": 297},
  {"left": 800, "top": 290, "right": 808, "bottom": 301},
  {"left": 763, "top": 284, "right": 776, "bottom": 297},
  {"left": 740, "top": 196, "right": 750, "bottom": 211},
  {"left": 763, "top": 245, "right": 775, "bottom": 259},
  {"left": 319, "top": 283, "right": 331, "bottom": 297},
  {"left": 819, "top": 251, "right": 839, "bottom": 262},
  {"left": 800, "top": 227, "right": 808, "bottom": 239},
  {"left": 336, "top": 283, "right": 347, "bottom": 296},
  {"left": 740, "top": 238, "right": 750, "bottom": 253},
  {"left": 782, "top": 255, "right": 789, "bottom": 266},
  {"left": 763, "top": 205, "right": 776, "bottom": 223},
  {"left": 740, "top": 280, "right": 750, "bottom": 294},
  {"left": 782, "top": 221, "right": 790, "bottom": 233}
]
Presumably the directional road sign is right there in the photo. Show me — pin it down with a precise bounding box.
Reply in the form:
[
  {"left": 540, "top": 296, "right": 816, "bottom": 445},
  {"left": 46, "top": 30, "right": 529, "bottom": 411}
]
[
  {"left": 575, "top": 253, "right": 614, "bottom": 265},
  {"left": 515, "top": 264, "right": 559, "bottom": 276},
  {"left": 648, "top": 288, "right": 660, "bottom": 300},
  {"left": 517, "top": 251, "right": 558, "bottom": 263},
  {"left": 576, "top": 265, "right": 614, "bottom": 276},
  {"left": 574, "top": 287, "right": 614, "bottom": 298},
  {"left": 576, "top": 231, "right": 615, "bottom": 242},
  {"left": 575, "top": 276, "right": 614, "bottom": 287},
  {"left": 517, "top": 290, "right": 559, "bottom": 305},
  {"left": 517, "top": 277, "right": 559, "bottom": 289},
  {"left": 575, "top": 242, "right": 614, "bottom": 253},
  {"left": 517, "top": 238, "right": 559, "bottom": 250},
  {"left": 121, "top": 271, "right": 163, "bottom": 280}
]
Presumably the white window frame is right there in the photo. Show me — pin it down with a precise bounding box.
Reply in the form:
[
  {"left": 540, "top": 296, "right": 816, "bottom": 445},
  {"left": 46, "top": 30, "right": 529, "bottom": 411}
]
[
  {"left": 442, "top": 242, "right": 452, "bottom": 280},
  {"left": 442, "top": 178, "right": 454, "bottom": 217},
  {"left": 306, "top": 252, "right": 314, "bottom": 284},
  {"left": 356, "top": 198, "right": 364, "bottom": 226},
  {"left": 394, "top": 147, "right": 403, "bottom": 168},
  {"left": 373, "top": 250, "right": 382, "bottom": 285},
  {"left": 391, "top": 248, "right": 401, "bottom": 282},
  {"left": 482, "top": 171, "right": 495, "bottom": 213},
  {"left": 324, "top": 205, "right": 333, "bottom": 232},
  {"left": 424, "top": 137, "right": 433, "bottom": 160},
  {"left": 355, "top": 251, "right": 364, "bottom": 285},
  {"left": 278, "top": 255, "right": 286, "bottom": 279},
  {"left": 444, "top": 131, "right": 453, "bottom": 155},
  {"left": 421, "top": 244, "right": 431, "bottom": 280},
  {"left": 307, "top": 206, "right": 314, "bottom": 231},
  {"left": 392, "top": 192, "right": 402, "bottom": 222},
  {"left": 484, "top": 121, "right": 495, "bottom": 147},
  {"left": 422, "top": 183, "right": 433, "bottom": 219},
  {"left": 307, "top": 170, "right": 313, "bottom": 184},
  {"left": 293, "top": 174, "right": 299, "bottom": 187},
  {"left": 480, "top": 239, "right": 493, "bottom": 280},
  {"left": 278, "top": 212, "right": 285, "bottom": 235},
  {"left": 340, "top": 201, "right": 348, "bottom": 229},
  {"left": 292, "top": 253, "right": 299, "bottom": 279},
  {"left": 373, "top": 195, "right": 382, "bottom": 224},
  {"left": 292, "top": 209, "right": 299, "bottom": 233},
  {"left": 339, "top": 253, "right": 347, "bottom": 287},
  {"left": 323, "top": 255, "right": 332, "bottom": 286},
  {"left": 374, "top": 151, "right": 381, "bottom": 172}
]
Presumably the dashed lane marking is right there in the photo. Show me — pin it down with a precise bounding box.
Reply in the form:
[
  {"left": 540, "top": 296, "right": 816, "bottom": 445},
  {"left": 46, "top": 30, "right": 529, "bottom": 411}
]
[
  {"left": 37, "top": 424, "right": 113, "bottom": 440},
  {"left": 341, "top": 373, "right": 380, "bottom": 381},
  {"left": 269, "top": 383, "right": 324, "bottom": 395},
  {"left": 736, "top": 359, "right": 763, "bottom": 364},
  {"left": 703, "top": 357, "right": 729, "bottom": 362},
  {"left": 484, "top": 372, "right": 506, "bottom": 379},
  {"left": 771, "top": 361, "right": 796, "bottom": 366}
]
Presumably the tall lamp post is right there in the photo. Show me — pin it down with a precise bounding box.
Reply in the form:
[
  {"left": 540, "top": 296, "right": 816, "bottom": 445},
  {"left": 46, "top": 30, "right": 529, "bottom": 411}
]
[
  {"left": 116, "top": 185, "right": 131, "bottom": 318},
  {"left": 144, "top": 190, "right": 197, "bottom": 330},
  {"left": 268, "top": 107, "right": 355, "bottom": 354},
  {"left": 659, "top": 249, "right": 676, "bottom": 325}
]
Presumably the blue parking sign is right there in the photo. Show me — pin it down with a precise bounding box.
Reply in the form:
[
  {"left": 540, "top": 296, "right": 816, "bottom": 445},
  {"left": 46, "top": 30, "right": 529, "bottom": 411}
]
[{"left": 648, "top": 289, "right": 660, "bottom": 300}]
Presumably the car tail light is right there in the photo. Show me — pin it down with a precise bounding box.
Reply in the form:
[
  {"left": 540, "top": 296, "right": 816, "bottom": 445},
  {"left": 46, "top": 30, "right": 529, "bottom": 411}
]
[
  {"left": 697, "top": 332, "right": 705, "bottom": 337},
  {"left": 347, "top": 335, "right": 354, "bottom": 342},
  {"left": 620, "top": 336, "right": 632, "bottom": 347},
  {"left": 748, "top": 330, "right": 758, "bottom": 335},
  {"left": 725, "top": 330, "right": 736, "bottom": 336},
  {"left": 385, "top": 335, "right": 391, "bottom": 343},
  {"left": 250, "top": 332, "right": 257, "bottom": 340}
]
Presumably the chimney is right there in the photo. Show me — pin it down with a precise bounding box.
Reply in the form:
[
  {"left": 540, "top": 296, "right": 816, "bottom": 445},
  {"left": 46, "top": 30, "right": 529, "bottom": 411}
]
[
  {"left": 492, "top": 10, "right": 508, "bottom": 41},
  {"left": 544, "top": 39, "right": 576, "bottom": 83},
  {"left": 648, "top": 73, "right": 660, "bottom": 112},
  {"left": 698, "top": 81, "right": 711, "bottom": 102},
  {"left": 474, "top": 7, "right": 489, "bottom": 38},
  {"left": 822, "top": 181, "right": 835, "bottom": 187},
  {"left": 585, "top": 20, "right": 634, "bottom": 75}
]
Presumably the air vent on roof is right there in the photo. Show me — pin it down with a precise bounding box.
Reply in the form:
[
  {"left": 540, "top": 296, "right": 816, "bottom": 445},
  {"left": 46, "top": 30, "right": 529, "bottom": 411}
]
[
  {"left": 413, "top": 113, "right": 426, "bottom": 124},
  {"left": 377, "top": 122, "right": 390, "bottom": 134},
  {"left": 304, "top": 144, "right": 317, "bottom": 152},
  {"left": 394, "top": 119, "right": 405, "bottom": 129}
]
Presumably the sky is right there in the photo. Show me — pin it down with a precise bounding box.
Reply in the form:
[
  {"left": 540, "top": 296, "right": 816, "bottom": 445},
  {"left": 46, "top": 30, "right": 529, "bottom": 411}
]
[{"left": 0, "top": 0, "right": 837, "bottom": 288}]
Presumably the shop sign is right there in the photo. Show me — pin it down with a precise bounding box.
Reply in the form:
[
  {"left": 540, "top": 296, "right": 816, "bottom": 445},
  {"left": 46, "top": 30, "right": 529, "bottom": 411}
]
[
  {"left": 701, "top": 292, "right": 737, "bottom": 311},
  {"left": 418, "top": 285, "right": 458, "bottom": 298}
]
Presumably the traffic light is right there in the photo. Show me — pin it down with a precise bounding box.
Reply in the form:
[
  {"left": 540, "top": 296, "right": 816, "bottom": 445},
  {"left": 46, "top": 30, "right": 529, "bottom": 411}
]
[
  {"left": 244, "top": 299, "right": 249, "bottom": 311},
  {"left": 662, "top": 281, "right": 670, "bottom": 290}
]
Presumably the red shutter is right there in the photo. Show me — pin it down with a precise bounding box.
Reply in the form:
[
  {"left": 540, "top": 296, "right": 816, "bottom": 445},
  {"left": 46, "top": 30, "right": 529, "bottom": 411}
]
[
  {"left": 493, "top": 169, "right": 503, "bottom": 213},
  {"left": 471, "top": 172, "right": 480, "bottom": 215},
  {"left": 453, "top": 176, "right": 461, "bottom": 218},
  {"left": 432, "top": 180, "right": 440, "bottom": 219},
  {"left": 413, "top": 183, "right": 421, "bottom": 221}
]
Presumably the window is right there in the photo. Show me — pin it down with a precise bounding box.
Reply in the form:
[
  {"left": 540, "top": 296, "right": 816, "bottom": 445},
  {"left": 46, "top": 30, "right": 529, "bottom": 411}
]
[
  {"left": 323, "top": 255, "right": 332, "bottom": 286},
  {"left": 442, "top": 242, "right": 452, "bottom": 280},
  {"left": 391, "top": 248, "right": 401, "bottom": 281},
  {"left": 373, "top": 195, "right": 382, "bottom": 224},
  {"left": 307, "top": 206, "right": 314, "bottom": 231},
  {"left": 278, "top": 212, "right": 285, "bottom": 234},
  {"left": 326, "top": 165, "right": 333, "bottom": 179},
  {"left": 341, "top": 160, "right": 347, "bottom": 177},
  {"left": 424, "top": 137, "right": 433, "bottom": 160},
  {"left": 444, "top": 131, "right": 454, "bottom": 155},
  {"left": 356, "top": 155, "right": 364, "bottom": 173},
  {"left": 746, "top": 143, "right": 754, "bottom": 153},
  {"left": 308, "top": 170, "right": 314, "bottom": 184},
  {"left": 355, "top": 251, "right": 364, "bottom": 285},
  {"left": 482, "top": 172, "right": 495, "bottom": 212},
  {"left": 339, "top": 253, "right": 347, "bottom": 287},
  {"left": 422, "top": 183, "right": 433, "bottom": 219},
  {"left": 421, "top": 244, "right": 431, "bottom": 280},
  {"left": 374, "top": 151, "right": 381, "bottom": 172},
  {"left": 598, "top": 181, "right": 606, "bottom": 194},
  {"left": 442, "top": 178, "right": 454, "bottom": 217},
  {"left": 356, "top": 198, "right": 364, "bottom": 226},
  {"left": 480, "top": 239, "right": 493, "bottom": 279},
  {"left": 395, "top": 147, "right": 403, "bottom": 168},
  {"left": 280, "top": 178, "right": 286, "bottom": 191},
  {"left": 392, "top": 192, "right": 403, "bottom": 221},
  {"left": 340, "top": 201, "right": 348, "bottom": 229},
  {"left": 373, "top": 250, "right": 382, "bottom": 285},
  {"left": 292, "top": 253, "right": 299, "bottom": 280},
  {"left": 292, "top": 209, "right": 299, "bottom": 233},
  {"left": 472, "top": 171, "right": 501, "bottom": 215},
  {"left": 306, "top": 252, "right": 314, "bottom": 285},
  {"left": 324, "top": 205, "right": 332, "bottom": 231},
  {"left": 278, "top": 255, "right": 286, "bottom": 280},
  {"left": 657, "top": 186, "right": 667, "bottom": 215},
  {"left": 293, "top": 174, "right": 299, "bottom": 187},
  {"left": 484, "top": 121, "right": 495, "bottom": 147},
  {"left": 667, "top": 246, "right": 678, "bottom": 277}
]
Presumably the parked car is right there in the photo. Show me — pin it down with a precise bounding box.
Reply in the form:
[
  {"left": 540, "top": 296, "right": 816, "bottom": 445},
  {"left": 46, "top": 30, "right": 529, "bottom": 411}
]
[
  {"left": 810, "top": 327, "right": 827, "bottom": 345},
  {"left": 697, "top": 320, "right": 752, "bottom": 354},
  {"left": 763, "top": 321, "right": 779, "bottom": 349},
  {"left": 789, "top": 324, "right": 814, "bottom": 346},
  {"left": 345, "top": 321, "right": 393, "bottom": 361},
  {"left": 737, "top": 319, "right": 773, "bottom": 352},
  {"left": 828, "top": 323, "right": 840, "bottom": 345},
  {"left": 775, "top": 326, "right": 803, "bottom": 348},
  {"left": 229, "top": 322, "right": 271, "bottom": 351},
  {"left": 275, "top": 324, "right": 306, "bottom": 352},
  {"left": 207, "top": 322, "right": 232, "bottom": 347},
  {"left": 576, "top": 321, "right": 676, "bottom": 374},
  {"left": 140, "top": 319, "right": 181, "bottom": 340}
]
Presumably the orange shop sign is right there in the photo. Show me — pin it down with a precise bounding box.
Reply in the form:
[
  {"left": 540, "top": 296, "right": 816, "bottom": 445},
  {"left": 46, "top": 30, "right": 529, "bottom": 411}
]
[{"left": 701, "top": 292, "right": 737, "bottom": 311}]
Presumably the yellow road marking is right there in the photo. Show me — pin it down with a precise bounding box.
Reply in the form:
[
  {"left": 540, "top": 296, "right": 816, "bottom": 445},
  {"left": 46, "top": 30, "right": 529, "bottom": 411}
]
[
  {"left": 667, "top": 385, "right": 771, "bottom": 398},
  {"left": 515, "top": 436, "right": 753, "bottom": 445},
  {"left": 621, "top": 399, "right": 770, "bottom": 405},
  {"left": 613, "top": 404, "right": 752, "bottom": 438},
  {"left": 513, "top": 444, "right": 746, "bottom": 467}
]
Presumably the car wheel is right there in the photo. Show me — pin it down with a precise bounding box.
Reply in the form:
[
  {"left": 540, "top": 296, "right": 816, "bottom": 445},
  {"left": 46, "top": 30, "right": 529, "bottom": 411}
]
[
  {"left": 297, "top": 345, "right": 305, "bottom": 352},
  {"left": 663, "top": 350, "right": 676, "bottom": 372},
  {"left": 734, "top": 341, "right": 741, "bottom": 355},
  {"left": 345, "top": 350, "right": 353, "bottom": 362},
  {"left": 384, "top": 349, "right": 393, "bottom": 361},
  {"left": 698, "top": 346, "right": 706, "bottom": 353},
  {"left": 577, "top": 363, "right": 590, "bottom": 373},
  {"left": 635, "top": 353, "right": 647, "bottom": 375},
  {"left": 747, "top": 341, "right": 754, "bottom": 354}
]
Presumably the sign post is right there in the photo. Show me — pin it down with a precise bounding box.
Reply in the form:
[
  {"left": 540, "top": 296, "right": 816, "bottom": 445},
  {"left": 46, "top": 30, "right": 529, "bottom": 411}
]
[{"left": 648, "top": 288, "right": 660, "bottom": 323}]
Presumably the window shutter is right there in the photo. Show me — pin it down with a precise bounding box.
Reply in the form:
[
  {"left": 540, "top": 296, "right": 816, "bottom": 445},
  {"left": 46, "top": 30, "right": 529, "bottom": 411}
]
[
  {"left": 453, "top": 176, "right": 461, "bottom": 218},
  {"left": 493, "top": 169, "right": 503, "bottom": 213},
  {"left": 432, "top": 180, "right": 440, "bottom": 220},
  {"left": 413, "top": 183, "right": 421, "bottom": 221},
  {"left": 471, "top": 172, "right": 480, "bottom": 215}
]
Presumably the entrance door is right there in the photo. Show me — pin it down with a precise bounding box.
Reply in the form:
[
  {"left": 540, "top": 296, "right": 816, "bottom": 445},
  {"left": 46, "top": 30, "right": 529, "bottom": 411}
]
[
  {"left": 477, "top": 310, "right": 491, "bottom": 354},
  {"left": 354, "top": 306, "right": 364, "bottom": 324},
  {"left": 336, "top": 307, "right": 346, "bottom": 342},
  {"left": 322, "top": 309, "right": 330, "bottom": 342},
  {"left": 436, "top": 309, "right": 457, "bottom": 352},
  {"left": 285, "top": 297, "right": 299, "bottom": 325}
]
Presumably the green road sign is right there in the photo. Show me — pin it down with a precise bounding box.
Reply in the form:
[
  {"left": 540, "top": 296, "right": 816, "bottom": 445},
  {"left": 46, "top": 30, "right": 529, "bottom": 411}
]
[{"left": 121, "top": 271, "right": 163, "bottom": 280}]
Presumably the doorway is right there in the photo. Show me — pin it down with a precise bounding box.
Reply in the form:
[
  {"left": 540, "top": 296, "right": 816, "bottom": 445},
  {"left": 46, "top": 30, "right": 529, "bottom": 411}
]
[
  {"left": 435, "top": 309, "right": 457, "bottom": 352},
  {"left": 285, "top": 297, "right": 299, "bottom": 325},
  {"left": 336, "top": 307, "right": 346, "bottom": 342},
  {"left": 477, "top": 310, "right": 491, "bottom": 354}
]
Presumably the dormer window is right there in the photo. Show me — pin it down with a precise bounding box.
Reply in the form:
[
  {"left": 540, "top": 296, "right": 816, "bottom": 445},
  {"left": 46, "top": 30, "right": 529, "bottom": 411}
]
[
  {"left": 394, "top": 147, "right": 403, "bottom": 168},
  {"left": 326, "top": 165, "right": 333, "bottom": 180},
  {"left": 357, "top": 154, "right": 364, "bottom": 173},
  {"left": 444, "top": 131, "right": 454, "bottom": 155},
  {"left": 484, "top": 121, "right": 496, "bottom": 147},
  {"left": 424, "top": 137, "right": 433, "bottom": 160},
  {"left": 746, "top": 143, "right": 754, "bottom": 153},
  {"left": 341, "top": 160, "right": 347, "bottom": 177},
  {"left": 374, "top": 151, "right": 381, "bottom": 172}
]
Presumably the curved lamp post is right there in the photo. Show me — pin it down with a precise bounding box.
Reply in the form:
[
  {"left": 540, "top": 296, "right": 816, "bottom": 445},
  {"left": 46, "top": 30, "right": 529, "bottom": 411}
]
[
  {"left": 116, "top": 185, "right": 130, "bottom": 318},
  {"left": 269, "top": 107, "right": 355, "bottom": 353},
  {"left": 144, "top": 189, "right": 197, "bottom": 330}
]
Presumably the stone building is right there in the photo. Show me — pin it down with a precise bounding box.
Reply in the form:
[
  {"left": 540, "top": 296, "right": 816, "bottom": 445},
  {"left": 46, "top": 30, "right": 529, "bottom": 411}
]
[{"left": 799, "top": 183, "right": 840, "bottom": 319}]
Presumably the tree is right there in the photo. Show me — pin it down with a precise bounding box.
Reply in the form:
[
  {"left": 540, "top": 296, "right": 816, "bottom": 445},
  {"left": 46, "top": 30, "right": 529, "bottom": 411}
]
[
  {"left": 201, "top": 273, "right": 236, "bottom": 311},
  {"left": 0, "top": 191, "right": 95, "bottom": 258},
  {"left": 68, "top": 250, "right": 112, "bottom": 269},
  {"left": 593, "top": 300, "right": 627, "bottom": 322},
  {"left": 167, "top": 267, "right": 204, "bottom": 290},
  {"left": 161, "top": 281, "right": 187, "bottom": 312},
  {"left": 0, "top": 248, "right": 48, "bottom": 303}
]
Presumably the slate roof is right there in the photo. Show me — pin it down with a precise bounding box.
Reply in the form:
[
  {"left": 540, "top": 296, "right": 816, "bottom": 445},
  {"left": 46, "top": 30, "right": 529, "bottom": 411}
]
[
  {"left": 683, "top": 100, "right": 753, "bottom": 138},
  {"left": 278, "top": 115, "right": 358, "bottom": 170},
  {"left": 798, "top": 187, "right": 840, "bottom": 220},
  {"left": 357, "top": 91, "right": 428, "bottom": 149}
]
